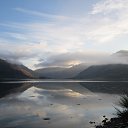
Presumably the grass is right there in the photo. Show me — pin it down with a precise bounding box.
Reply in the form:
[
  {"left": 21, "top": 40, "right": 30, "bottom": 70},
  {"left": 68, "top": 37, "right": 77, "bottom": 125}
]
[
  {"left": 115, "top": 93, "right": 128, "bottom": 121},
  {"left": 95, "top": 93, "right": 128, "bottom": 128}
]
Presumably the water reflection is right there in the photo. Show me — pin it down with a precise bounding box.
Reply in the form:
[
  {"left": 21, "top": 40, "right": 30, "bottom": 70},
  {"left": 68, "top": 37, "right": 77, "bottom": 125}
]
[
  {"left": 0, "top": 82, "right": 33, "bottom": 98},
  {"left": 0, "top": 81, "right": 122, "bottom": 128}
]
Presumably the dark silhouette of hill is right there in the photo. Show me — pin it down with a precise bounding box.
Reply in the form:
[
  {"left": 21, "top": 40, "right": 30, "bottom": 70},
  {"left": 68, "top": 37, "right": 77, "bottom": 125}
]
[
  {"left": 0, "top": 59, "right": 34, "bottom": 79},
  {"left": 76, "top": 64, "right": 128, "bottom": 80}
]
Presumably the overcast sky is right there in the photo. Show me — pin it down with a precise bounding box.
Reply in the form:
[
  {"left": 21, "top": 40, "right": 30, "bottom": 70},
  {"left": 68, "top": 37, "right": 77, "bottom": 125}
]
[{"left": 0, "top": 0, "right": 128, "bottom": 69}]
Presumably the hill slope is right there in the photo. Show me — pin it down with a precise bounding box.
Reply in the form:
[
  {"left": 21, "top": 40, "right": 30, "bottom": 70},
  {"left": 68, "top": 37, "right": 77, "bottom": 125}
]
[
  {"left": 35, "top": 64, "right": 88, "bottom": 79},
  {"left": 76, "top": 64, "right": 128, "bottom": 80},
  {"left": 0, "top": 59, "right": 34, "bottom": 79}
]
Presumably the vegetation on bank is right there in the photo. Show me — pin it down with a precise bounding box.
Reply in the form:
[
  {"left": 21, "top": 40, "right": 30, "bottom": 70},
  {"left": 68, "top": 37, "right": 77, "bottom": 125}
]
[
  {"left": 116, "top": 93, "right": 128, "bottom": 121},
  {"left": 96, "top": 93, "right": 128, "bottom": 128}
]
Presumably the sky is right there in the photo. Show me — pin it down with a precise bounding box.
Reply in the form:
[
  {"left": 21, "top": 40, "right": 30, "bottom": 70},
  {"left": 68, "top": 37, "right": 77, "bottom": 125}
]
[{"left": 0, "top": 0, "right": 128, "bottom": 69}]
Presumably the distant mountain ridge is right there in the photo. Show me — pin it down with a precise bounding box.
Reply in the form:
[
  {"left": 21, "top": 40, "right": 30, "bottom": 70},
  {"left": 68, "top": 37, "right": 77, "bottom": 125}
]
[
  {"left": 75, "top": 64, "right": 128, "bottom": 80},
  {"left": 1, "top": 50, "right": 128, "bottom": 80},
  {"left": 0, "top": 59, "right": 35, "bottom": 79},
  {"left": 112, "top": 50, "right": 128, "bottom": 58},
  {"left": 115, "top": 50, "right": 128, "bottom": 54},
  {"left": 35, "top": 64, "right": 89, "bottom": 79}
]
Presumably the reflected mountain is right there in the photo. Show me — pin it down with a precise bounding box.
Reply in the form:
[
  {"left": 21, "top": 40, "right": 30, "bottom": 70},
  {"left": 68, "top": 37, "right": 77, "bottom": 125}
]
[
  {"left": 1, "top": 81, "right": 128, "bottom": 98},
  {"left": 80, "top": 82, "right": 128, "bottom": 94},
  {"left": 0, "top": 82, "right": 32, "bottom": 98}
]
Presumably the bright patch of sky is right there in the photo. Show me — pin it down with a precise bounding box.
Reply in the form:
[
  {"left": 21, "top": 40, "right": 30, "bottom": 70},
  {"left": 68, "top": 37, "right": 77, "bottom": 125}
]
[{"left": 0, "top": 0, "right": 128, "bottom": 69}]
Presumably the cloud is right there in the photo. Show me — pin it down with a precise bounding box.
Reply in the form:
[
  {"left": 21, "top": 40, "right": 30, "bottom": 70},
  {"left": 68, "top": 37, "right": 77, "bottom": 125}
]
[
  {"left": 1, "top": 0, "right": 128, "bottom": 69},
  {"left": 4, "top": 32, "right": 27, "bottom": 40},
  {"left": 0, "top": 39, "right": 47, "bottom": 65},
  {"left": 35, "top": 51, "right": 128, "bottom": 68},
  {"left": 11, "top": 1, "right": 128, "bottom": 45},
  {"left": 14, "top": 8, "right": 69, "bottom": 20},
  {"left": 91, "top": 0, "right": 128, "bottom": 15},
  {"left": 34, "top": 52, "right": 109, "bottom": 68},
  {"left": 86, "top": 0, "right": 128, "bottom": 43}
]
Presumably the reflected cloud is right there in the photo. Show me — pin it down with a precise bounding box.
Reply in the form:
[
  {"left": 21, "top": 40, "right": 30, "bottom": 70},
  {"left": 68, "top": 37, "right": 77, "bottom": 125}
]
[{"left": 0, "top": 82, "right": 119, "bottom": 128}]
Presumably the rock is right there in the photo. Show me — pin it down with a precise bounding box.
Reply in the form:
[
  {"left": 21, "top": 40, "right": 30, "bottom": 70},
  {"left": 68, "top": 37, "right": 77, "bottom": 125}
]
[
  {"left": 105, "top": 118, "right": 108, "bottom": 120},
  {"left": 43, "top": 117, "right": 50, "bottom": 120},
  {"left": 89, "top": 121, "right": 95, "bottom": 124},
  {"left": 96, "top": 126, "right": 103, "bottom": 128}
]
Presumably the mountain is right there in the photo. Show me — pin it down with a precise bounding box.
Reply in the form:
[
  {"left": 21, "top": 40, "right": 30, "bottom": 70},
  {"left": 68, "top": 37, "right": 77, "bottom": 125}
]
[
  {"left": 35, "top": 63, "right": 89, "bottom": 79},
  {"left": 35, "top": 67, "right": 66, "bottom": 78},
  {"left": 0, "top": 59, "right": 35, "bottom": 79},
  {"left": 112, "top": 50, "right": 128, "bottom": 59},
  {"left": 75, "top": 64, "right": 128, "bottom": 80},
  {"left": 114, "top": 50, "right": 128, "bottom": 56}
]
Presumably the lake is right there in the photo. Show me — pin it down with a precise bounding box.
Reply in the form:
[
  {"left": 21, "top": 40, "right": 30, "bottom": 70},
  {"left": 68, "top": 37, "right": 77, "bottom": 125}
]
[{"left": 0, "top": 80, "right": 126, "bottom": 128}]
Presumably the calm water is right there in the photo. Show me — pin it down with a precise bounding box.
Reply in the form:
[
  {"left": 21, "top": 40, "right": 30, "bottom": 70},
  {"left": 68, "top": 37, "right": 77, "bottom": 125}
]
[{"left": 0, "top": 81, "right": 125, "bottom": 128}]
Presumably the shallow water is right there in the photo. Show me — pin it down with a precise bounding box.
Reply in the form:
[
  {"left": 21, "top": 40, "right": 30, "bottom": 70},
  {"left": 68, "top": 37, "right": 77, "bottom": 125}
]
[{"left": 0, "top": 81, "right": 121, "bottom": 128}]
